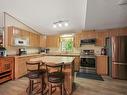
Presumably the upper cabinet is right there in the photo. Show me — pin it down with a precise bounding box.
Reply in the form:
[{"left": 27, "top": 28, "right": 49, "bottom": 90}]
[
  {"left": 74, "top": 32, "right": 81, "bottom": 48},
  {"left": 8, "top": 26, "right": 30, "bottom": 46},
  {"left": 39, "top": 35, "right": 46, "bottom": 48},
  {"left": 96, "top": 30, "right": 109, "bottom": 47},
  {"left": 29, "top": 32, "right": 40, "bottom": 47},
  {"left": 46, "top": 35, "right": 60, "bottom": 48},
  {"left": 7, "top": 26, "right": 40, "bottom": 47},
  {"left": 74, "top": 31, "right": 97, "bottom": 48}
]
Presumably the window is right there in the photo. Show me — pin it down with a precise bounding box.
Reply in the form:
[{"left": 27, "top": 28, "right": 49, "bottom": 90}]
[{"left": 60, "top": 34, "right": 73, "bottom": 52}]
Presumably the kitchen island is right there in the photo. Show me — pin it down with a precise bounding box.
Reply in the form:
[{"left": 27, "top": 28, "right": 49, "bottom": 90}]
[{"left": 30, "top": 56, "right": 75, "bottom": 94}]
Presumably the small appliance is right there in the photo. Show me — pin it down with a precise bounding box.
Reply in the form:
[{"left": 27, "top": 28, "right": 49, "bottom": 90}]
[
  {"left": 39, "top": 48, "right": 50, "bottom": 54},
  {"left": 14, "top": 37, "right": 29, "bottom": 46},
  {"left": 80, "top": 38, "right": 96, "bottom": 46},
  {"left": 18, "top": 48, "right": 27, "bottom": 55}
]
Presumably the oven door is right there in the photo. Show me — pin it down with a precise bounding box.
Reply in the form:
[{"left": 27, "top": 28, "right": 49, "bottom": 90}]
[{"left": 80, "top": 58, "right": 95, "bottom": 68}]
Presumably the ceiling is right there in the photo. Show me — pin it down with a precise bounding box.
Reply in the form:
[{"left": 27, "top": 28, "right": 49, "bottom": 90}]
[
  {"left": 85, "top": 0, "right": 127, "bottom": 30},
  {"left": 0, "top": 0, "right": 127, "bottom": 35}
]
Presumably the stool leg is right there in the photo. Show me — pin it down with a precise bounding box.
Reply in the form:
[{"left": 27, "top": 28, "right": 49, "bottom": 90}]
[
  {"left": 41, "top": 77, "right": 44, "bottom": 95},
  {"left": 60, "top": 84, "right": 62, "bottom": 95},
  {"left": 49, "top": 83, "right": 52, "bottom": 95},
  {"left": 29, "top": 80, "right": 32, "bottom": 95},
  {"left": 62, "top": 83, "right": 64, "bottom": 95}
]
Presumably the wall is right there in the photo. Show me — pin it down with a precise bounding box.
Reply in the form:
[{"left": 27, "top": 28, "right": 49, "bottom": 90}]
[
  {"left": 0, "top": 12, "right": 4, "bottom": 27},
  {"left": 4, "top": 12, "right": 39, "bottom": 55}
]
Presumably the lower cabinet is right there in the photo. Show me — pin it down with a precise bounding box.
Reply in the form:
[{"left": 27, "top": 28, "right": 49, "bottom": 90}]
[
  {"left": 0, "top": 57, "right": 14, "bottom": 83},
  {"left": 96, "top": 55, "right": 108, "bottom": 75},
  {"left": 14, "top": 55, "right": 42, "bottom": 79},
  {"left": 74, "top": 57, "right": 80, "bottom": 72}
]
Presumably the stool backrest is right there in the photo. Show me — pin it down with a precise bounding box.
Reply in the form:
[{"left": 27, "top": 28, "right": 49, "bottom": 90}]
[
  {"left": 26, "top": 61, "right": 41, "bottom": 72},
  {"left": 46, "top": 62, "right": 64, "bottom": 74}
]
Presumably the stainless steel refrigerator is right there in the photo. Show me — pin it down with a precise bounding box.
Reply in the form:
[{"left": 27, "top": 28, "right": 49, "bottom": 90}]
[{"left": 106, "top": 36, "right": 127, "bottom": 79}]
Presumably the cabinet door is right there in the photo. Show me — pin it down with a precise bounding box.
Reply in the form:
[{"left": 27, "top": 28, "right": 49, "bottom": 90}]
[
  {"left": 40, "top": 35, "right": 46, "bottom": 48},
  {"left": 21, "top": 30, "right": 30, "bottom": 38},
  {"left": 118, "top": 28, "right": 127, "bottom": 36},
  {"left": 83, "top": 30, "right": 96, "bottom": 39},
  {"left": 96, "top": 56, "right": 108, "bottom": 75},
  {"left": 1, "top": 58, "right": 13, "bottom": 72},
  {"left": 74, "top": 57, "right": 80, "bottom": 72},
  {"left": 96, "top": 32, "right": 104, "bottom": 46},
  {"left": 15, "top": 57, "right": 29, "bottom": 79},
  {"left": 109, "top": 29, "right": 119, "bottom": 37},
  {"left": 8, "top": 26, "right": 30, "bottom": 46},
  {"left": 46, "top": 35, "right": 60, "bottom": 48},
  {"left": 74, "top": 34, "right": 80, "bottom": 48}
]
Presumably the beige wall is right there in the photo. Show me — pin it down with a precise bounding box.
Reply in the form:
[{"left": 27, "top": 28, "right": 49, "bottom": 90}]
[{"left": 4, "top": 12, "right": 39, "bottom": 55}]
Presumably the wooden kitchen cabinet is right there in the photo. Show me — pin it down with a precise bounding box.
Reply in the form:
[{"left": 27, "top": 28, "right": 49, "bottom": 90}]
[
  {"left": 0, "top": 57, "right": 14, "bottom": 83},
  {"left": 39, "top": 35, "right": 46, "bottom": 48},
  {"left": 46, "top": 35, "right": 60, "bottom": 48},
  {"left": 74, "top": 57, "right": 80, "bottom": 72},
  {"left": 96, "top": 32, "right": 105, "bottom": 46},
  {"left": 96, "top": 55, "right": 108, "bottom": 75},
  {"left": 118, "top": 28, "right": 127, "bottom": 36},
  {"left": 8, "top": 26, "right": 30, "bottom": 46},
  {"left": 74, "top": 33, "right": 81, "bottom": 48},
  {"left": 83, "top": 30, "right": 97, "bottom": 39},
  {"left": 96, "top": 31, "right": 109, "bottom": 47},
  {"left": 15, "top": 57, "right": 29, "bottom": 79},
  {"left": 29, "top": 32, "right": 40, "bottom": 47},
  {"left": 109, "top": 29, "right": 119, "bottom": 37},
  {"left": 14, "top": 55, "right": 42, "bottom": 79}
]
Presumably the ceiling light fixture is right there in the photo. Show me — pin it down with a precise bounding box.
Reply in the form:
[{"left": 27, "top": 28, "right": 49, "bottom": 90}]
[
  {"left": 53, "top": 20, "right": 69, "bottom": 28},
  {"left": 53, "top": 24, "right": 57, "bottom": 28}
]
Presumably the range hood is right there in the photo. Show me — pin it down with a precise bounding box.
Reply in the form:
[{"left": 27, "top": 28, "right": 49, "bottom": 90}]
[{"left": 80, "top": 38, "right": 96, "bottom": 46}]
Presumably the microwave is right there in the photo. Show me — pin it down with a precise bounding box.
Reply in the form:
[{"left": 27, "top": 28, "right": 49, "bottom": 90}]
[
  {"left": 80, "top": 38, "right": 96, "bottom": 46},
  {"left": 14, "top": 37, "right": 29, "bottom": 46}
]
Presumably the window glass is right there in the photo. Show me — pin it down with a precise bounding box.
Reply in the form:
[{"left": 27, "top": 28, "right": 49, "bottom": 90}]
[{"left": 60, "top": 35, "right": 73, "bottom": 52}]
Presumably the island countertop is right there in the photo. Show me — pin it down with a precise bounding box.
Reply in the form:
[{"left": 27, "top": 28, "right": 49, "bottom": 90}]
[{"left": 30, "top": 56, "right": 75, "bottom": 65}]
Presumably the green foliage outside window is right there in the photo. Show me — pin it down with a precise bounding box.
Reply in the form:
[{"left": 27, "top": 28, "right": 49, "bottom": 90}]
[
  {"left": 61, "top": 37, "right": 73, "bottom": 52},
  {"left": 65, "top": 39, "right": 73, "bottom": 51}
]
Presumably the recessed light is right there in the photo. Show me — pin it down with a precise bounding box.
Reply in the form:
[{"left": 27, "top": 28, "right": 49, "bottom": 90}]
[
  {"left": 64, "top": 22, "right": 69, "bottom": 27},
  {"left": 58, "top": 23, "right": 62, "bottom": 27},
  {"left": 53, "top": 24, "right": 57, "bottom": 28}
]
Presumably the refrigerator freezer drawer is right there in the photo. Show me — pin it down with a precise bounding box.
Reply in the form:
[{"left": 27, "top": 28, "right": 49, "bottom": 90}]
[{"left": 112, "top": 62, "right": 127, "bottom": 79}]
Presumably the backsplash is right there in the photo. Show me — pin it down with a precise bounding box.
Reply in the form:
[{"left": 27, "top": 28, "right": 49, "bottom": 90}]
[
  {"left": 80, "top": 45, "right": 103, "bottom": 55},
  {"left": 6, "top": 47, "right": 39, "bottom": 55},
  {"left": 48, "top": 45, "right": 103, "bottom": 55}
]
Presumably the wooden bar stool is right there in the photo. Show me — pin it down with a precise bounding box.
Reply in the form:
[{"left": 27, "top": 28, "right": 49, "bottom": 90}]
[
  {"left": 45, "top": 62, "right": 65, "bottom": 95},
  {"left": 26, "top": 61, "right": 46, "bottom": 95}
]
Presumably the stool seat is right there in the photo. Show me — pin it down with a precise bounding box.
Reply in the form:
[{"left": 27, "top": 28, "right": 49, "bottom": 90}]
[
  {"left": 48, "top": 72, "right": 64, "bottom": 83},
  {"left": 26, "top": 61, "right": 46, "bottom": 95},
  {"left": 26, "top": 70, "right": 46, "bottom": 79}
]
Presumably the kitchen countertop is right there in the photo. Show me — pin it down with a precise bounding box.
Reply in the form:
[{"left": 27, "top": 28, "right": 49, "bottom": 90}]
[
  {"left": 8, "top": 52, "right": 80, "bottom": 58},
  {"left": 30, "top": 56, "right": 75, "bottom": 65}
]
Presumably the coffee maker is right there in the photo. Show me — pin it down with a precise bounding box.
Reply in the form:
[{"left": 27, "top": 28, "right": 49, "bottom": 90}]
[
  {"left": 18, "top": 48, "right": 27, "bottom": 55},
  {"left": 39, "top": 48, "right": 50, "bottom": 54}
]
